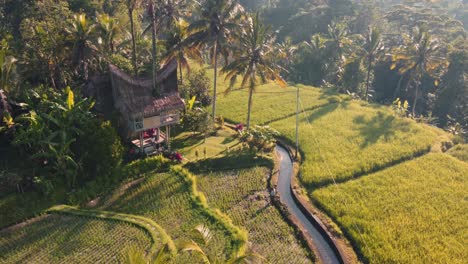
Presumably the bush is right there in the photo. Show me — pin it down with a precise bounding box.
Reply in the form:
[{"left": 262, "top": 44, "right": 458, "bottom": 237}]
[
  {"left": 238, "top": 125, "right": 280, "bottom": 153},
  {"left": 181, "top": 107, "right": 213, "bottom": 135},
  {"left": 121, "top": 155, "right": 171, "bottom": 181},
  {"left": 76, "top": 120, "right": 124, "bottom": 183},
  {"left": 180, "top": 69, "right": 212, "bottom": 106}
]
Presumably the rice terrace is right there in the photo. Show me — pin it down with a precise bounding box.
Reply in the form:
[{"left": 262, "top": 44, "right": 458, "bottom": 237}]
[{"left": 0, "top": 0, "right": 466, "bottom": 264}]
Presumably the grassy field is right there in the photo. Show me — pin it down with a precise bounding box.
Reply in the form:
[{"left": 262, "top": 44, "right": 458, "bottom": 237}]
[
  {"left": 212, "top": 70, "right": 442, "bottom": 186},
  {"left": 196, "top": 166, "right": 312, "bottom": 263},
  {"left": 269, "top": 101, "right": 442, "bottom": 186},
  {"left": 104, "top": 171, "right": 234, "bottom": 263},
  {"left": 0, "top": 214, "right": 151, "bottom": 263},
  {"left": 195, "top": 63, "right": 347, "bottom": 125},
  {"left": 172, "top": 127, "right": 241, "bottom": 162},
  {"left": 311, "top": 153, "right": 468, "bottom": 263},
  {"left": 215, "top": 84, "right": 345, "bottom": 125},
  {"left": 447, "top": 144, "right": 468, "bottom": 162},
  {"left": 210, "top": 67, "right": 468, "bottom": 263}
]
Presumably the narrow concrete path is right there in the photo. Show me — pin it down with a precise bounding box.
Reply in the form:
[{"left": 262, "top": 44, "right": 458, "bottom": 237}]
[{"left": 276, "top": 146, "right": 341, "bottom": 264}]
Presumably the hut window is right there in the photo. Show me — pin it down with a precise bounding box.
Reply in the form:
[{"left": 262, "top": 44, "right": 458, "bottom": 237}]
[{"left": 134, "top": 117, "right": 144, "bottom": 131}]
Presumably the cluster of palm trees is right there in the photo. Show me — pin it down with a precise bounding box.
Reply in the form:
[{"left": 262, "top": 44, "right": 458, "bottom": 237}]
[
  {"left": 290, "top": 19, "right": 449, "bottom": 117},
  {"left": 117, "top": 1, "right": 287, "bottom": 129}
]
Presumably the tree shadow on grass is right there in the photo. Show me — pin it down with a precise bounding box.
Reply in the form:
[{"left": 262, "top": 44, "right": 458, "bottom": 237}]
[
  {"left": 353, "top": 111, "right": 410, "bottom": 148},
  {"left": 221, "top": 137, "right": 236, "bottom": 145},
  {"left": 304, "top": 100, "right": 349, "bottom": 123},
  {"left": 171, "top": 134, "right": 205, "bottom": 151},
  {"left": 184, "top": 150, "right": 273, "bottom": 173}
]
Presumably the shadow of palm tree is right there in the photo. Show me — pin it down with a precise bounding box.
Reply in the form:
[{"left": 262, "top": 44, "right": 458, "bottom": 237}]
[
  {"left": 353, "top": 111, "right": 410, "bottom": 148},
  {"left": 304, "top": 100, "right": 349, "bottom": 123}
]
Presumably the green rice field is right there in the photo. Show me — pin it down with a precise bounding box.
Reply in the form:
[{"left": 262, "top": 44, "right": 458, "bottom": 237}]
[
  {"left": 312, "top": 153, "right": 468, "bottom": 264},
  {"left": 196, "top": 166, "right": 312, "bottom": 263},
  {"left": 0, "top": 214, "right": 151, "bottom": 263}
]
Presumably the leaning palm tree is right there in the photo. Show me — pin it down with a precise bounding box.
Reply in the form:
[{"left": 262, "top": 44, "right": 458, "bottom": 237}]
[
  {"left": 362, "top": 27, "right": 383, "bottom": 101},
  {"left": 221, "top": 12, "right": 287, "bottom": 129},
  {"left": 162, "top": 19, "right": 202, "bottom": 84},
  {"left": 186, "top": 0, "right": 244, "bottom": 121},
  {"left": 390, "top": 28, "right": 447, "bottom": 115}
]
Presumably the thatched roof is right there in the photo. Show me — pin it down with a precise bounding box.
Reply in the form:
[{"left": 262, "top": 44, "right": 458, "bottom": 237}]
[{"left": 109, "top": 59, "right": 185, "bottom": 119}]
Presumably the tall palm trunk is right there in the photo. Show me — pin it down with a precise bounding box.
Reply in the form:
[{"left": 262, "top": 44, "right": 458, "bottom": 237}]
[
  {"left": 246, "top": 86, "right": 254, "bottom": 129},
  {"left": 393, "top": 74, "right": 404, "bottom": 101},
  {"left": 128, "top": 3, "right": 138, "bottom": 77},
  {"left": 365, "top": 58, "right": 372, "bottom": 101},
  {"left": 212, "top": 42, "right": 218, "bottom": 122},
  {"left": 412, "top": 82, "right": 420, "bottom": 116},
  {"left": 179, "top": 60, "right": 183, "bottom": 84},
  {"left": 151, "top": 1, "right": 158, "bottom": 91}
]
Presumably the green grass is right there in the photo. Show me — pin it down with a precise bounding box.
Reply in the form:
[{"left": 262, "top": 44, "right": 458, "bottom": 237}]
[
  {"left": 172, "top": 127, "right": 241, "bottom": 162},
  {"left": 0, "top": 192, "right": 57, "bottom": 228},
  {"left": 0, "top": 214, "right": 151, "bottom": 263},
  {"left": 195, "top": 63, "right": 347, "bottom": 125},
  {"left": 104, "top": 171, "right": 235, "bottom": 263},
  {"left": 47, "top": 205, "right": 176, "bottom": 257},
  {"left": 216, "top": 84, "right": 346, "bottom": 125},
  {"left": 212, "top": 70, "right": 442, "bottom": 186},
  {"left": 311, "top": 153, "right": 468, "bottom": 264},
  {"left": 209, "top": 66, "right": 463, "bottom": 263},
  {"left": 196, "top": 166, "right": 312, "bottom": 263},
  {"left": 447, "top": 144, "right": 468, "bottom": 162},
  {"left": 269, "top": 101, "right": 442, "bottom": 186}
]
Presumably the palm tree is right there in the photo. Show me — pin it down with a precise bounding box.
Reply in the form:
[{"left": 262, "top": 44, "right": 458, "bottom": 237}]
[
  {"left": 186, "top": 0, "right": 244, "bottom": 121},
  {"left": 362, "top": 27, "right": 383, "bottom": 101},
  {"left": 391, "top": 28, "right": 447, "bottom": 115},
  {"left": 277, "top": 37, "right": 297, "bottom": 70},
  {"left": 162, "top": 20, "right": 202, "bottom": 84},
  {"left": 67, "top": 13, "right": 96, "bottom": 66},
  {"left": 324, "top": 20, "right": 353, "bottom": 83},
  {"left": 125, "top": 0, "right": 139, "bottom": 76},
  {"left": 221, "top": 12, "right": 287, "bottom": 129},
  {"left": 145, "top": 0, "right": 190, "bottom": 90},
  {"left": 96, "top": 14, "right": 121, "bottom": 56}
]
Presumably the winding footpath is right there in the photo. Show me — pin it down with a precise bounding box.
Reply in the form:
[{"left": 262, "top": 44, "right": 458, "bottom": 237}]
[{"left": 276, "top": 146, "right": 341, "bottom": 264}]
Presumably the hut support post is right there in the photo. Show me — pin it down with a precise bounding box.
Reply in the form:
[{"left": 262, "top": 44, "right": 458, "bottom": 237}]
[
  {"left": 140, "top": 131, "right": 144, "bottom": 154},
  {"left": 166, "top": 126, "right": 171, "bottom": 151}
]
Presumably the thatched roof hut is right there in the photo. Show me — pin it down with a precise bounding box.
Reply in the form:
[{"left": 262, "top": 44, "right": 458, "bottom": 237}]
[{"left": 109, "top": 59, "right": 185, "bottom": 122}]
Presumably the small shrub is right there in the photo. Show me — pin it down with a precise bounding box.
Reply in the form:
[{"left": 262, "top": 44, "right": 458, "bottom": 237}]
[
  {"left": 238, "top": 125, "right": 280, "bottom": 153},
  {"left": 180, "top": 69, "right": 212, "bottom": 106},
  {"left": 181, "top": 107, "right": 213, "bottom": 136},
  {"left": 121, "top": 155, "right": 170, "bottom": 181}
]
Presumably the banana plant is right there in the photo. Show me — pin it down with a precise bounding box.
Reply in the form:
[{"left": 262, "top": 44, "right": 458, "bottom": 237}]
[
  {"left": 124, "top": 224, "right": 265, "bottom": 264},
  {"left": 0, "top": 39, "right": 17, "bottom": 94}
]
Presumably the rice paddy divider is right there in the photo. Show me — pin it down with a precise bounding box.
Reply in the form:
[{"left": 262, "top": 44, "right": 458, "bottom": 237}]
[
  {"left": 46, "top": 205, "right": 176, "bottom": 258},
  {"left": 170, "top": 166, "right": 249, "bottom": 258}
]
